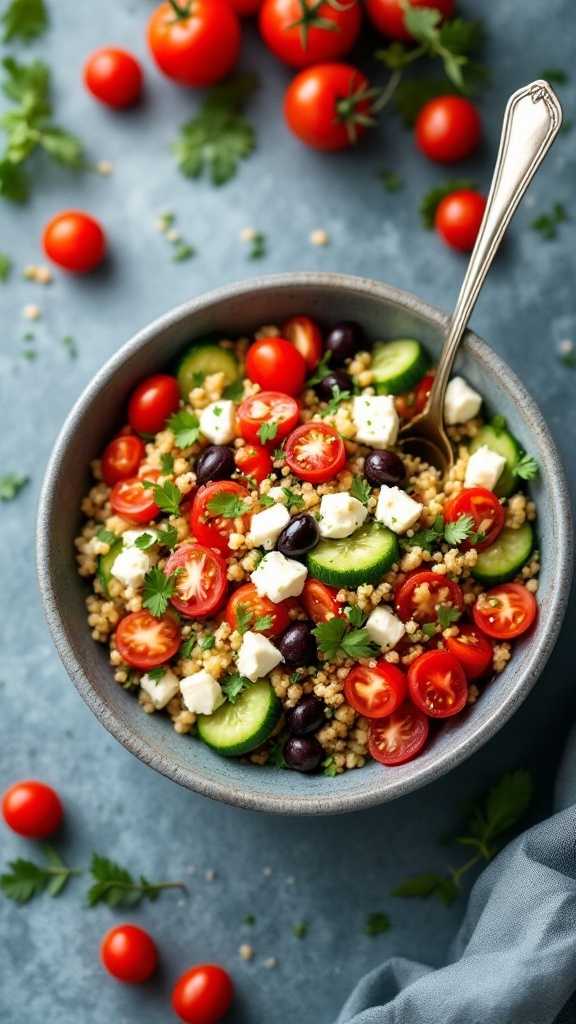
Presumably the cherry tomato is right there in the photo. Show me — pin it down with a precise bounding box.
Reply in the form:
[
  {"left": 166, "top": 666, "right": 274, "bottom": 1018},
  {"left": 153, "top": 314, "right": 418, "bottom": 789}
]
[
  {"left": 246, "top": 337, "right": 307, "bottom": 397},
  {"left": 228, "top": 0, "right": 262, "bottom": 14},
  {"left": 368, "top": 703, "right": 429, "bottom": 766},
  {"left": 101, "top": 925, "right": 157, "bottom": 984},
  {"left": 408, "top": 649, "right": 468, "bottom": 718},
  {"left": 237, "top": 391, "right": 300, "bottom": 445},
  {"left": 101, "top": 435, "right": 146, "bottom": 487},
  {"left": 110, "top": 475, "right": 160, "bottom": 524},
  {"left": 284, "top": 422, "right": 346, "bottom": 483},
  {"left": 443, "top": 487, "right": 505, "bottom": 551},
  {"left": 300, "top": 579, "right": 343, "bottom": 624},
  {"left": 172, "top": 964, "right": 233, "bottom": 1024},
  {"left": 472, "top": 583, "right": 537, "bottom": 640},
  {"left": 416, "top": 95, "right": 481, "bottom": 164},
  {"left": 147, "top": 0, "right": 241, "bottom": 88},
  {"left": 225, "top": 583, "right": 290, "bottom": 637},
  {"left": 127, "top": 374, "right": 180, "bottom": 436},
  {"left": 83, "top": 48, "right": 143, "bottom": 107},
  {"left": 365, "top": 0, "right": 455, "bottom": 42},
  {"left": 259, "top": 0, "right": 362, "bottom": 69},
  {"left": 42, "top": 211, "right": 106, "bottom": 273},
  {"left": 282, "top": 315, "right": 323, "bottom": 371},
  {"left": 115, "top": 611, "right": 181, "bottom": 669},
  {"left": 234, "top": 444, "right": 273, "bottom": 484},
  {"left": 191, "top": 481, "right": 252, "bottom": 555},
  {"left": 344, "top": 661, "right": 406, "bottom": 719},
  {"left": 395, "top": 374, "right": 434, "bottom": 421},
  {"left": 2, "top": 781, "right": 63, "bottom": 839},
  {"left": 395, "top": 570, "right": 464, "bottom": 624},
  {"left": 435, "top": 189, "right": 487, "bottom": 252},
  {"left": 284, "top": 63, "right": 373, "bottom": 151},
  {"left": 164, "top": 544, "right": 228, "bottom": 617},
  {"left": 445, "top": 623, "right": 493, "bottom": 680}
]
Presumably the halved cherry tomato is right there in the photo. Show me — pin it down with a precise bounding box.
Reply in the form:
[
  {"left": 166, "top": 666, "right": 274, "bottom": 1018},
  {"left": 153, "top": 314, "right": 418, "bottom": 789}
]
[
  {"left": 110, "top": 476, "right": 160, "bottom": 524},
  {"left": 408, "top": 649, "right": 468, "bottom": 718},
  {"left": 368, "top": 703, "right": 429, "bottom": 766},
  {"left": 443, "top": 486, "right": 505, "bottom": 551},
  {"left": 235, "top": 444, "right": 273, "bottom": 484},
  {"left": 237, "top": 391, "right": 300, "bottom": 445},
  {"left": 300, "top": 579, "right": 343, "bottom": 624},
  {"left": 128, "top": 374, "right": 180, "bottom": 436},
  {"left": 101, "top": 924, "right": 158, "bottom": 984},
  {"left": 259, "top": 0, "right": 362, "bottom": 69},
  {"left": 225, "top": 583, "right": 290, "bottom": 638},
  {"left": 472, "top": 583, "right": 537, "bottom": 640},
  {"left": 191, "top": 481, "right": 252, "bottom": 555},
  {"left": 284, "top": 422, "right": 345, "bottom": 483},
  {"left": 395, "top": 570, "right": 463, "bottom": 624},
  {"left": 246, "top": 337, "right": 307, "bottom": 397},
  {"left": 344, "top": 661, "right": 406, "bottom": 719},
  {"left": 395, "top": 374, "right": 434, "bottom": 421},
  {"left": 102, "top": 435, "right": 146, "bottom": 487},
  {"left": 445, "top": 623, "right": 493, "bottom": 680},
  {"left": 2, "top": 780, "right": 63, "bottom": 839},
  {"left": 282, "top": 315, "right": 323, "bottom": 371},
  {"left": 115, "top": 611, "right": 181, "bottom": 668},
  {"left": 164, "top": 544, "right": 228, "bottom": 618}
]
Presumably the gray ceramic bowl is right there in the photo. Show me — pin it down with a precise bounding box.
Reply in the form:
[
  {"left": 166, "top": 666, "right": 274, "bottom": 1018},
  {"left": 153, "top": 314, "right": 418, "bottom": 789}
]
[{"left": 37, "top": 273, "right": 572, "bottom": 815}]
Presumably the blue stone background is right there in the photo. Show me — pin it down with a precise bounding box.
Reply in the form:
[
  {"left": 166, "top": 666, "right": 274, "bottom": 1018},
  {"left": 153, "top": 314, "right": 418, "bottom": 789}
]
[{"left": 1, "top": 1, "right": 575, "bottom": 1021}]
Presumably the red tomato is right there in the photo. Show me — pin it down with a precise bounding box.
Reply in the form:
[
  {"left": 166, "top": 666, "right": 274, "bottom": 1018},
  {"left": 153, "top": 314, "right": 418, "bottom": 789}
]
[
  {"left": 191, "top": 481, "right": 252, "bottom": 555},
  {"left": 365, "top": 0, "right": 455, "bottom": 41},
  {"left": 101, "top": 435, "right": 146, "bottom": 487},
  {"left": 246, "top": 337, "right": 307, "bottom": 397},
  {"left": 472, "top": 583, "right": 537, "bottom": 640},
  {"left": 234, "top": 444, "right": 273, "bottom": 484},
  {"left": 445, "top": 623, "right": 493, "bottom": 680},
  {"left": 225, "top": 583, "right": 290, "bottom": 637},
  {"left": 101, "top": 925, "right": 157, "bottom": 984},
  {"left": 127, "top": 374, "right": 180, "bottom": 437},
  {"left": 259, "top": 0, "right": 362, "bottom": 69},
  {"left": 282, "top": 315, "right": 323, "bottom": 371},
  {"left": 2, "top": 781, "right": 63, "bottom": 839},
  {"left": 42, "top": 211, "right": 106, "bottom": 273},
  {"left": 228, "top": 0, "right": 262, "bottom": 14},
  {"left": 237, "top": 391, "right": 300, "bottom": 445},
  {"left": 395, "top": 374, "right": 434, "bottom": 421},
  {"left": 172, "top": 964, "right": 233, "bottom": 1024},
  {"left": 284, "top": 422, "right": 345, "bottom": 483},
  {"left": 443, "top": 487, "right": 505, "bottom": 551},
  {"left": 110, "top": 476, "right": 160, "bottom": 524},
  {"left": 83, "top": 48, "right": 143, "bottom": 107},
  {"left": 344, "top": 662, "right": 406, "bottom": 719},
  {"left": 416, "top": 96, "right": 481, "bottom": 163},
  {"left": 115, "top": 611, "right": 181, "bottom": 669},
  {"left": 408, "top": 649, "right": 468, "bottom": 718},
  {"left": 300, "top": 579, "right": 343, "bottom": 624},
  {"left": 284, "top": 63, "right": 373, "bottom": 151},
  {"left": 395, "top": 570, "right": 464, "bottom": 624},
  {"left": 147, "top": 0, "right": 241, "bottom": 87},
  {"left": 435, "top": 190, "right": 487, "bottom": 252},
  {"left": 164, "top": 544, "right": 228, "bottom": 617},
  {"left": 368, "top": 703, "right": 429, "bottom": 765}
]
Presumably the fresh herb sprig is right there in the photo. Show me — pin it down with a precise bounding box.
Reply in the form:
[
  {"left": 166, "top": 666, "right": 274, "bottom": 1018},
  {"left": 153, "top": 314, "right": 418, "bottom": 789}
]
[
  {"left": 364, "top": 912, "right": 391, "bottom": 937},
  {"left": 403, "top": 512, "right": 483, "bottom": 553},
  {"left": 142, "top": 566, "right": 183, "bottom": 618},
  {"left": 141, "top": 478, "right": 183, "bottom": 516},
  {"left": 305, "top": 351, "right": 332, "bottom": 388},
  {"left": 313, "top": 607, "right": 379, "bottom": 662},
  {"left": 257, "top": 421, "right": 278, "bottom": 444},
  {"left": 0, "top": 472, "right": 28, "bottom": 500},
  {"left": 319, "top": 384, "right": 352, "bottom": 418},
  {"left": 221, "top": 672, "right": 252, "bottom": 704},
  {"left": 1, "top": 0, "right": 48, "bottom": 44},
  {"left": 0, "top": 844, "right": 80, "bottom": 902},
  {"left": 530, "top": 202, "right": 568, "bottom": 240},
  {"left": 350, "top": 476, "right": 372, "bottom": 506},
  {"left": 206, "top": 491, "right": 251, "bottom": 519},
  {"left": 87, "top": 854, "right": 185, "bottom": 908},
  {"left": 167, "top": 409, "right": 200, "bottom": 448},
  {"left": 0, "top": 252, "right": 12, "bottom": 281}
]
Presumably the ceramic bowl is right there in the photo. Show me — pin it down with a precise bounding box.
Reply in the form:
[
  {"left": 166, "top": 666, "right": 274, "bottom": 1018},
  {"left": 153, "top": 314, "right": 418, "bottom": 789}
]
[{"left": 36, "top": 273, "right": 572, "bottom": 815}]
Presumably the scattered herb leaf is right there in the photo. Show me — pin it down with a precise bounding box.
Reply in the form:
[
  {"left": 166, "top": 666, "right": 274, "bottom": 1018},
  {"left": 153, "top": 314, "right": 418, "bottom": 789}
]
[
  {"left": 160, "top": 452, "right": 174, "bottom": 475},
  {"left": 173, "top": 242, "right": 195, "bottom": 262},
  {"left": 134, "top": 532, "right": 156, "bottom": 551},
  {"left": 539, "top": 68, "right": 568, "bottom": 84},
  {"left": 268, "top": 734, "right": 289, "bottom": 769},
  {"left": 61, "top": 335, "right": 77, "bottom": 358},
  {"left": 0, "top": 473, "right": 28, "bottom": 500},
  {"left": 147, "top": 666, "right": 167, "bottom": 683},
  {"left": 156, "top": 523, "right": 179, "bottom": 550},
  {"left": 437, "top": 603, "right": 461, "bottom": 630},
  {"left": 1, "top": 0, "right": 48, "bottom": 44},
  {"left": 200, "top": 635, "right": 215, "bottom": 651},
  {"left": 515, "top": 452, "right": 539, "bottom": 480},
  {"left": 87, "top": 853, "right": 185, "bottom": 908},
  {"left": 0, "top": 252, "right": 12, "bottom": 281},
  {"left": 97, "top": 529, "right": 117, "bottom": 546},
  {"left": 258, "top": 494, "right": 275, "bottom": 508},
  {"left": 247, "top": 231, "right": 266, "bottom": 259},
  {"left": 221, "top": 672, "right": 251, "bottom": 703},
  {"left": 305, "top": 351, "right": 332, "bottom": 387},
  {"left": 0, "top": 844, "right": 80, "bottom": 903},
  {"left": 253, "top": 614, "right": 274, "bottom": 632},
  {"left": 443, "top": 514, "right": 476, "bottom": 546},
  {"left": 379, "top": 170, "right": 403, "bottom": 192},
  {"left": 530, "top": 202, "right": 568, "bottom": 240},
  {"left": 244, "top": 914, "right": 255, "bottom": 925},
  {"left": 344, "top": 604, "right": 367, "bottom": 629},
  {"left": 322, "top": 756, "right": 338, "bottom": 778},
  {"left": 364, "top": 912, "right": 391, "bottom": 937},
  {"left": 281, "top": 487, "right": 305, "bottom": 511},
  {"left": 294, "top": 921, "right": 308, "bottom": 939},
  {"left": 312, "top": 615, "right": 378, "bottom": 662},
  {"left": 320, "top": 384, "right": 352, "bottom": 418},
  {"left": 222, "top": 378, "right": 245, "bottom": 402},
  {"left": 421, "top": 622, "right": 437, "bottom": 638},
  {"left": 179, "top": 638, "right": 196, "bottom": 660},
  {"left": 141, "top": 478, "right": 182, "bottom": 516}
]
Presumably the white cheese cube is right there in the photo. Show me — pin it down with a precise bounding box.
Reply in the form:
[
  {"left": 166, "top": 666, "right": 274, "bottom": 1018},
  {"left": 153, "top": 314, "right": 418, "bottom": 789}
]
[
  {"left": 237, "top": 631, "right": 284, "bottom": 682},
  {"left": 199, "top": 400, "right": 236, "bottom": 445},
  {"left": 365, "top": 606, "right": 405, "bottom": 651},
  {"left": 267, "top": 486, "right": 285, "bottom": 502},
  {"left": 463, "top": 445, "right": 506, "bottom": 492},
  {"left": 250, "top": 551, "right": 308, "bottom": 603},
  {"left": 180, "top": 670, "right": 226, "bottom": 715},
  {"left": 111, "top": 547, "right": 151, "bottom": 589},
  {"left": 443, "top": 377, "right": 482, "bottom": 425},
  {"left": 249, "top": 503, "right": 291, "bottom": 550},
  {"left": 140, "top": 668, "right": 180, "bottom": 709},
  {"left": 318, "top": 492, "right": 368, "bottom": 539},
  {"left": 122, "top": 528, "right": 158, "bottom": 548},
  {"left": 375, "top": 485, "right": 422, "bottom": 534},
  {"left": 352, "top": 395, "right": 400, "bottom": 448}
]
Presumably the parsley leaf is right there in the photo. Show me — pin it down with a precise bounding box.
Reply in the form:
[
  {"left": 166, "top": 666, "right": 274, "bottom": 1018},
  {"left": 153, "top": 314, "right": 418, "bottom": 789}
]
[
  {"left": 179, "top": 638, "right": 196, "bottom": 660},
  {"left": 147, "top": 666, "right": 167, "bottom": 683},
  {"left": 379, "top": 170, "right": 403, "bottom": 192},
  {"left": 0, "top": 252, "right": 12, "bottom": 281},
  {"left": 87, "top": 853, "right": 185, "bottom": 908},
  {"left": 206, "top": 491, "right": 251, "bottom": 518},
  {"left": 268, "top": 734, "right": 289, "bottom": 769},
  {"left": 97, "top": 528, "right": 117, "bottom": 546},
  {"left": 142, "top": 566, "right": 182, "bottom": 618},
  {"left": 159, "top": 452, "right": 174, "bottom": 475},
  {"left": 350, "top": 476, "right": 371, "bottom": 506},
  {"left": 134, "top": 532, "right": 156, "bottom": 551},
  {"left": 234, "top": 604, "right": 253, "bottom": 635},
  {"left": 281, "top": 487, "right": 304, "bottom": 511},
  {"left": 322, "top": 756, "right": 338, "bottom": 778},
  {"left": 320, "top": 384, "right": 352, "bottom": 418},
  {"left": 540, "top": 68, "right": 568, "bottom": 84},
  {"left": 515, "top": 452, "right": 539, "bottom": 481},
  {"left": 0, "top": 844, "right": 80, "bottom": 902},
  {"left": 344, "top": 604, "right": 367, "bottom": 629},
  {"left": 420, "top": 179, "right": 477, "bottom": 228},
  {"left": 0, "top": 157, "right": 29, "bottom": 202},
  {"left": 437, "top": 603, "right": 461, "bottom": 630},
  {"left": 305, "top": 351, "right": 332, "bottom": 387},
  {"left": 156, "top": 523, "right": 179, "bottom": 550},
  {"left": 530, "top": 202, "right": 569, "bottom": 240},
  {"left": 254, "top": 614, "right": 274, "bottom": 632},
  {"left": 0, "top": 472, "right": 28, "bottom": 500},
  {"left": 312, "top": 615, "right": 378, "bottom": 662},
  {"left": 341, "top": 629, "right": 380, "bottom": 659},
  {"left": 141, "top": 478, "right": 182, "bottom": 516},
  {"left": 221, "top": 672, "right": 252, "bottom": 703},
  {"left": 200, "top": 634, "right": 215, "bottom": 651},
  {"left": 247, "top": 231, "right": 266, "bottom": 259},
  {"left": 167, "top": 409, "right": 200, "bottom": 448},
  {"left": 391, "top": 873, "right": 457, "bottom": 907},
  {"left": 61, "top": 335, "right": 77, "bottom": 358},
  {"left": 443, "top": 514, "right": 476, "bottom": 546},
  {"left": 294, "top": 921, "right": 308, "bottom": 939},
  {"left": 364, "top": 912, "right": 391, "bottom": 937},
  {"left": 222, "top": 378, "right": 245, "bottom": 402},
  {"left": 421, "top": 622, "right": 437, "bottom": 638},
  {"left": 258, "top": 493, "right": 275, "bottom": 508},
  {"left": 1, "top": 0, "right": 48, "bottom": 43},
  {"left": 173, "top": 242, "right": 195, "bottom": 262},
  {"left": 257, "top": 421, "right": 278, "bottom": 444}
]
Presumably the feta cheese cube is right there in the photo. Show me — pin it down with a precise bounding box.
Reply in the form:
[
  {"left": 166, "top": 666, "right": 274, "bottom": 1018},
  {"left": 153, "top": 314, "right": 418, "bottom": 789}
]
[
  {"left": 365, "top": 606, "right": 405, "bottom": 651},
  {"left": 267, "top": 486, "right": 285, "bottom": 502},
  {"left": 250, "top": 551, "right": 308, "bottom": 603},
  {"left": 443, "top": 376, "right": 482, "bottom": 425},
  {"left": 180, "top": 670, "right": 226, "bottom": 715},
  {"left": 140, "top": 668, "right": 180, "bottom": 709},
  {"left": 111, "top": 547, "right": 151, "bottom": 589},
  {"left": 375, "top": 485, "right": 422, "bottom": 534},
  {"left": 122, "top": 528, "right": 157, "bottom": 548},
  {"left": 199, "top": 400, "right": 236, "bottom": 445},
  {"left": 352, "top": 395, "right": 400, "bottom": 448},
  {"left": 249, "top": 503, "right": 291, "bottom": 550},
  {"left": 464, "top": 445, "right": 506, "bottom": 492},
  {"left": 237, "top": 631, "right": 284, "bottom": 682},
  {"left": 318, "top": 492, "right": 368, "bottom": 539}
]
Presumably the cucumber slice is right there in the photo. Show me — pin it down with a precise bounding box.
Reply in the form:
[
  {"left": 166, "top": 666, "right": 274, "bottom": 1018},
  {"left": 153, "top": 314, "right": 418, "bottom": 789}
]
[
  {"left": 371, "top": 339, "right": 429, "bottom": 395},
  {"left": 471, "top": 522, "right": 533, "bottom": 585},
  {"left": 307, "top": 521, "right": 399, "bottom": 589},
  {"left": 468, "top": 421, "right": 522, "bottom": 498},
  {"left": 96, "top": 539, "right": 122, "bottom": 596},
  {"left": 176, "top": 341, "right": 239, "bottom": 400},
  {"left": 196, "top": 679, "right": 282, "bottom": 757}
]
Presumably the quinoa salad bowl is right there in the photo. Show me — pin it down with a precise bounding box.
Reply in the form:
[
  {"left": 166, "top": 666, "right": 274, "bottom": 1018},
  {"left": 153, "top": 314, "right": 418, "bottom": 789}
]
[{"left": 37, "top": 273, "right": 572, "bottom": 815}]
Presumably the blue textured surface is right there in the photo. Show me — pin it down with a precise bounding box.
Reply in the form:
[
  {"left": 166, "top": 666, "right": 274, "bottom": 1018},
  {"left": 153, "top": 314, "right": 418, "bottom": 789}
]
[{"left": 1, "top": 2, "right": 575, "bottom": 1022}]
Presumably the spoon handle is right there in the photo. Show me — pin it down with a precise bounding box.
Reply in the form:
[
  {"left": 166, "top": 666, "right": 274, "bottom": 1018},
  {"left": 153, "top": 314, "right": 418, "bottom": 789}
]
[{"left": 427, "top": 80, "right": 563, "bottom": 423}]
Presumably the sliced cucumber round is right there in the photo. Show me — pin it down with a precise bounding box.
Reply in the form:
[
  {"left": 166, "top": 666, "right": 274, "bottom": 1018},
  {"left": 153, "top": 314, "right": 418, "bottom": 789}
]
[
  {"left": 371, "top": 339, "right": 429, "bottom": 396},
  {"left": 96, "top": 539, "right": 122, "bottom": 596},
  {"left": 471, "top": 522, "right": 533, "bottom": 585},
  {"left": 468, "top": 422, "right": 522, "bottom": 498},
  {"left": 176, "top": 340, "right": 239, "bottom": 400},
  {"left": 196, "top": 679, "right": 282, "bottom": 757},
  {"left": 307, "top": 520, "right": 399, "bottom": 589}
]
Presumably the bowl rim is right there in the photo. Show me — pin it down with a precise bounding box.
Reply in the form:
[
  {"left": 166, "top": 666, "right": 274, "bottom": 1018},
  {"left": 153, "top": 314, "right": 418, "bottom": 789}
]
[{"left": 36, "top": 271, "right": 573, "bottom": 815}]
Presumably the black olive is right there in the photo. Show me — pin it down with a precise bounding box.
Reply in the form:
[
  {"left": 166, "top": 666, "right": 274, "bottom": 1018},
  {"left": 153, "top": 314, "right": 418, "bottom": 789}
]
[
  {"left": 364, "top": 450, "right": 406, "bottom": 487},
  {"left": 325, "top": 321, "right": 365, "bottom": 364},
  {"left": 286, "top": 695, "right": 326, "bottom": 736},
  {"left": 195, "top": 445, "right": 236, "bottom": 485},
  {"left": 316, "top": 370, "right": 353, "bottom": 402},
  {"left": 276, "top": 513, "right": 320, "bottom": 559},
  {"left": 284, "top": 736, "right": 323, "bottom": 773},
  {"left": 275, "top": 621, "right": 317, "bottom": 667}
]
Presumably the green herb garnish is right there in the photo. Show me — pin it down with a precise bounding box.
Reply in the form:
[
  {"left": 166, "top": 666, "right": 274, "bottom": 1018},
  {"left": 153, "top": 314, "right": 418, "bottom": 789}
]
[
  {"left": 0, "top": 844, "right": 80, "bottom": 902},
  {"left": 364, "top": 912, "right": 391, "bottom": 937},
  {"left": 350, "top": 476, "right": 371, "bottom": 507},
  {"left": 0, "top": 473, "right": 28, "bottom": 500},
  {"left": 206, "top": 491, "right": 251, "bottom": 518},
  {"left": 312, "top": 615, "right": 379, "bottom": 662},
  {"left": 141, "top": 478, "right": 183, "bottom": 516},
  {"left": 221, "top": 672, "right": 252, "bottom": 704},
  {"left": 1, "top": 0, "right": 48, "bottom": 44},
  {"left": 167, "top": 409, "right": 200, "bottom": 448},
  {"left": 257, "top": 421, "right": 278, "bottom": 445},
  {"left": 87, "top": 853, "right": 185, "bottom": 908},
  {"left": 0, "top": 252, "right": 12, "bottom": 281},
  {"left": 530, "top": 203, "right": 568, "bottom": 240},
  {"left": 515, "top": 452, "right": 539, "bottom": 480},
  {"left": 142, "top": 566, "right": 182, "bottom": 618}
]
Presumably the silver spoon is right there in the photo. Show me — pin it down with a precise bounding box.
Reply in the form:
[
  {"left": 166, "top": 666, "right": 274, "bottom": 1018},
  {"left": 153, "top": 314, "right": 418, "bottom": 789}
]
[{"left": 398, "top": 80, "right": 563, "bottom": 479}]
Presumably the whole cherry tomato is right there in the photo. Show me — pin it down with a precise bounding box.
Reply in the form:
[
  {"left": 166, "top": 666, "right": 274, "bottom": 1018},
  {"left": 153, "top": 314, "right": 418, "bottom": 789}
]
[
  {"left": 415, "top": 95, "right": 481, "bottom": 163},
  {"left": 42, "top": 211, "right": 106, "bottom": 273},
  {"left": 172, "top": 964, "right": 233, "bottom": 1024},
  {"left": 147, "top": 0, "right": 241, "bottom": 87},
  {"left": 234, "top": 444, "right": 273, "bottom": 483},
  {"left": 127, "top": 374, "right": 180, "bottom": 436},
  {"left": 228, "top": 0, "right": 262, "bottom": 13},
  {"left": 101, "top": 924, "right": 158, "bottom": 984},
  {"left": 83, "top": 48, "right": 143, "bottom": 107},
  {"left": 101, "top": 435, "right": 146, "bottom": 487},
  {"left": 284, "top": 63, "right": 373, "bottom": 151},
  {"left": 365, "top": 0, "right": 455, "bottom": 42},
  {"left": 246, "top": 337, "right": 307, "bottom": 396},
  {"left": 2, "top": 780, "right": 63, "bottom": 839},
  {"left": 435, "top": 190, "right": 487, "bottom": 252},
  {"left": 282, "top": 315, "right": 323, "bottom": 370},
  {"left": 259, "top": 0, "right": 362, "bottom": 69}
]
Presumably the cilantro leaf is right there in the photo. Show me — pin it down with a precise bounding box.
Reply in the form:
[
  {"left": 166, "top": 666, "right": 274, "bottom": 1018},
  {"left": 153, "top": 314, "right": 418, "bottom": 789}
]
[
  {"left": 437, "top": 603, "right": 461, "bottom": 630},
  {"left": 320, "top": 384, "right": 352, "bottom": 418},
  {"left": 206, "top": 491, "right": 251, "bottom": 518},
  {"left": 141, "top": 478, "right": 182, "bottom": 516},
  {"left": 159, "top": 452, "right": 174, "bottom": 475},
  {"left": 147, "top": 666, "right": 167, "bottom": 683},
  {"left": 322, "top": 756, "right": 338, "bottom": 778},
  {"left": 421, "top": 622, "right": 437, "bottom": 638},
  {"left": 0, "top": 252, "right": 12, "bottom": 281},
  {"left": 167, "top": 409, "right": 200, "bottom": 448},
  {"left": 173, "top": 243, "right": 195, "bottom": 262},
  {"left": 142, "top": 566, "right": 181, "bottom": 618},
  {"left": 87, "top": 853, "right": 185, "bottom": 908},
  {"left": 1, "top": 0, "right": 48, "bottom": 43},
  {"left": 179, "top": 638, "right": 196, "bottom": 659},
  {"left": 344, "top": 604, "right": 367, "bottom": 629},
  {"left": 341, "top": 628, "right": 380, "bottom": 660},
  {"left": 0, "top": 472, "right": 28, "bottom": 500},
  {"left": 222, "top": 378, "right": 245, "bottom": 402},
  {"left": 281, "top": 487, "right": 304, "bottom": 511},
  {"left": 0, "top": 843, "right": 80, "bottom": 902},
  {"left": 515, "top": 452, "right": 539, "bottom": 481},
  {"left": 221, "top": 672, "right": 252, "bottom": 704},
  {"left": 391, "top": 873, "right": 457, "bottom": 908},
  {"left": 268, "top": 734, "right": 289, "bottom": 769},
  {"left": 156, "top": 523, "right": 179, "bottom": 550},
  {"left": 134, "top": 532, "right": 156, "bottom": 551},
  {"left": 420, "top": 180, "right": 477, "bottom": 229},
  {"left": 253, "top": 613, "right": 274, "bottom": 632},
  {"left": 364, "top": 912, "right": 391, "bottom": 936},
  {"left": 97, "top": 529, "right": 117, "bottom": 546},
  {"left": 379, "top": 170, "right": 403, "bottom": 192},
  {"left": 200, "top": 634, "right": 215, "bottom": 650},
  {"left": 305, "top": 351, "right": 332, "bottom": 387},
  {"left": 234, "top": 603, "right": 253, "bottom": 635},
  {"left": 530, "top": 202, "right": 569, "bottom": 240},
  {"left": 257, "top": 421, "right": 278, "bottom": 444},
  {"left": 350, "top": 476, "right": 371, "bottom": 506},
  {"left": 312, "top": 616, "right": 348, "bottom": 661},
  {"left": 247, "top": 231, "right": 266, "bottom": 259},
  {"left": 443, "top": 513, "right": 475, "bottom": 546},
  {"left": 258, "top": 494, "right": 275, "bottom": 508},
  {"left": 403, "top": 514, "right": 444, "bottom": 554}
]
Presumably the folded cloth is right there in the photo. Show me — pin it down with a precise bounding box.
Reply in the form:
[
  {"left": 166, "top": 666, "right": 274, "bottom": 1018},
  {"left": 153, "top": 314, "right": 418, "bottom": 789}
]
[{"left": 336, "top": 727, "right": 576, "bottom": 1024}]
